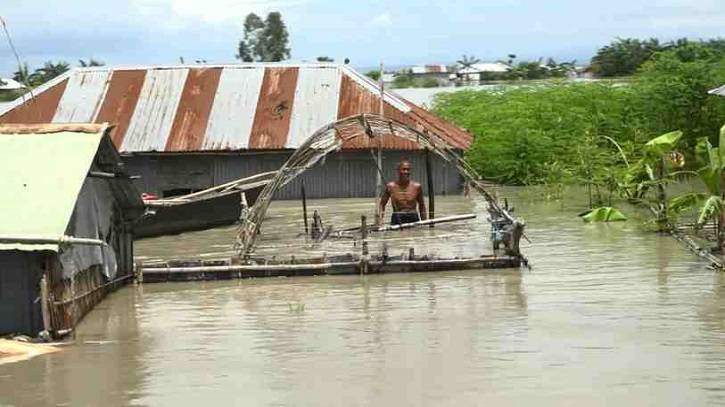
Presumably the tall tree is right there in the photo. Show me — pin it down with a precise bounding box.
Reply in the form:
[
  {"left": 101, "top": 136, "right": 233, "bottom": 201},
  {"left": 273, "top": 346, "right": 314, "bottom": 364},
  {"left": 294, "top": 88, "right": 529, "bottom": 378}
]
[
  {"left": 260, "top": 12, "right": 290, "bottom": 62},
  {"left": 236, "top": 12, "right": 290, "bottom": 62},
  {"left": 237, "top": 13, "right": 264, "bottom": 62}
]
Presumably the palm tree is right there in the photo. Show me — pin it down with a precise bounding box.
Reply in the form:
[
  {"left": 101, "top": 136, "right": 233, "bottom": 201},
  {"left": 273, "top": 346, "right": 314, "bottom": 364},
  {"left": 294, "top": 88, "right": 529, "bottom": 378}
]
[
  {"left": 456, "top": 54, "right": 480, "bottom": 69},
  {"left": 12, "top": 63, "right": 42, "bottom": 87},
  {"left": 78, "top": 58, "right": 104, "bottom": 67},
  {"left": 34, "top": 61, "right": 70, "bottom": 83}
]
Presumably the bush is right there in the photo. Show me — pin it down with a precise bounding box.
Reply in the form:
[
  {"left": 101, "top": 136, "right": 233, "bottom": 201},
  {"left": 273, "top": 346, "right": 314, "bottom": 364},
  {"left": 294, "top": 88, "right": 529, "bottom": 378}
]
[{"left": 433, "top": 83, "right": 643, "bottom": 185}]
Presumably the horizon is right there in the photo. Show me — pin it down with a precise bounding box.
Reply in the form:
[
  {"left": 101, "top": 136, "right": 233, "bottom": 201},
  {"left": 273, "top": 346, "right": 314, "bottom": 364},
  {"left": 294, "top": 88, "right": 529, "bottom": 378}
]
[{"left": 1, "top": 0, "right": 724, "bottom": 76}]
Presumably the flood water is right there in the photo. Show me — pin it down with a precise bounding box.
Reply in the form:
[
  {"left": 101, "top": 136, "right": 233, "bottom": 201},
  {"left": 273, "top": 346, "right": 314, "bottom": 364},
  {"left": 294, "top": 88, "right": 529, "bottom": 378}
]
[{"left": 2, "top": 190, "right": 725, "bottom": 406}]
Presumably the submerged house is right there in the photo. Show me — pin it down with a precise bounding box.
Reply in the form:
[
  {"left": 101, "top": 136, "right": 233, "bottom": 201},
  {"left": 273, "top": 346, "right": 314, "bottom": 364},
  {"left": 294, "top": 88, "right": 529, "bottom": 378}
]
[
  {"left": 0, "top": 123, "right": 143, "bottom": 336},
  {"left": 0, "top": 63, "right": 472, "bottom": 201}
]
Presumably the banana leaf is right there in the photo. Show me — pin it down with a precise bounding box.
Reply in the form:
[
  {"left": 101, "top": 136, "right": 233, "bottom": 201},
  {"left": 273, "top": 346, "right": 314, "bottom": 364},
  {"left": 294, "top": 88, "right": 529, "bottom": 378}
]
[
  {"left": 668, "top": 193, "right": 706, "bottom": 214},
  {"left": 697, "top": 196, "right": 723, "bottom": 227},
  {"left": 696, "top": 137, "right": 722, "bottom": 171},
  {"left": 644, "top": 130, "right": 682, "bottom": 158},
  {"left": 580, "top": 207, "right": 628, "bottom": 222}
]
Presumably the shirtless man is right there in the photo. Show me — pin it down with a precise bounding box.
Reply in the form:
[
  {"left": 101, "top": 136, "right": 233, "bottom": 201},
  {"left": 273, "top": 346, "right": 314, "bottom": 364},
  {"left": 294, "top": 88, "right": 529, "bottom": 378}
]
[{"left": 378, "top": 160, "right": 427, "bottom": 226}]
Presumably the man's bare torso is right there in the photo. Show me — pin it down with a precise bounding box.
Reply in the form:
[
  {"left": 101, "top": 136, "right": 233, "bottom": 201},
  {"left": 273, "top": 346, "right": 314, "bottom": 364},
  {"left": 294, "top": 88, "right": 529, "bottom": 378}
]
[{"left": 387, "top": 181, "right": 422, "bottom": 212}]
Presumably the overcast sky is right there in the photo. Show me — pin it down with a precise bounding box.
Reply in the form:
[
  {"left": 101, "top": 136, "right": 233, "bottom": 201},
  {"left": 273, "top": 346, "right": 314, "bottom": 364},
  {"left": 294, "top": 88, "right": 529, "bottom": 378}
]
[{"left": 1, "top": 0, "right": 724, "bottom": 75}]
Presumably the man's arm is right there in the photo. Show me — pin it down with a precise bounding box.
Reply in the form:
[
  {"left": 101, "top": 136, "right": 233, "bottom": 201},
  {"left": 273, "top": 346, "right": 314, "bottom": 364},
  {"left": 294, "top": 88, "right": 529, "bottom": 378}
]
[
  {"left": 378, "top": 184, "right": 390, "bottom": 226},
  {"left": 417, "top": 184, "right": 427, "bottom": 220}
]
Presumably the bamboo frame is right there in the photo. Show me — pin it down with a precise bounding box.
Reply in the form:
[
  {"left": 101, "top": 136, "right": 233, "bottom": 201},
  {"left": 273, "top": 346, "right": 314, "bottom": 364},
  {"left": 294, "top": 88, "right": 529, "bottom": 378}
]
[{"left": 236, "top": 114, "right": 519, "bottom": 256}]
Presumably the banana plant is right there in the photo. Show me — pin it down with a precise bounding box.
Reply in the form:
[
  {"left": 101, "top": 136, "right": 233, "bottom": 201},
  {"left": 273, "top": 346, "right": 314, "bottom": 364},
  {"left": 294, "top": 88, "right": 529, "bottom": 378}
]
[
  {"left": 668, "top": 125, "right": 725, "bottom": 245},
  {"left": 620, "top": 130, "right": 683, "bottom": 201},
  {"left": 586, "top": 130, "right": 684, "bottom": 224}
]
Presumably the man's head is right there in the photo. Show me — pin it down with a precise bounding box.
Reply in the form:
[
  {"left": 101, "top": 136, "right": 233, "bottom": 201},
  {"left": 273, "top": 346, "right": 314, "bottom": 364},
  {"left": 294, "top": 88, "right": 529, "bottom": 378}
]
[{"left": 397, "top": 160, "right": 411, "bottom": 182}]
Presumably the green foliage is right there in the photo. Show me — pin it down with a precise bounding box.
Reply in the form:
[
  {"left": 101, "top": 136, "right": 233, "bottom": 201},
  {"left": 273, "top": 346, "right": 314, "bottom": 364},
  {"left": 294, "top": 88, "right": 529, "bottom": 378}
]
[
  {"left": 261, "top": 12, "right": 291, "bottom": 62},
  {"left": 365, "top": 70, "right": 381, "bottom": 81},
  {"left": 392, "top": 69, "right": 413, "bottom": 88},
  {"left": 0, "top": 88, "right": 29, "bottom": 102},
  {"left": 316, "top": 56, "right": 334, "bottom": 62},
  {"left": 579, "top": 207, "right": 628, "bottom": 222},
  {"left": 78, "top": 58, "right": 104, "bottom": 67},
  {"left": 35, "top": 61, "right": 70, "bottom": 83},
  {"left": 236, "top": 12, "right": 290, "bottom": 62},
  {"left": 433, "top": 82, "right": 641, "bottom": 185},
  {"left": 590, "top": 37, "right": 725, "bottom": 77},
  {"left": 630, "top": 48, "right": 725, "bottom": 149},
  {"left": 590, "top": 37, "right": 662, "bottom": 77}
]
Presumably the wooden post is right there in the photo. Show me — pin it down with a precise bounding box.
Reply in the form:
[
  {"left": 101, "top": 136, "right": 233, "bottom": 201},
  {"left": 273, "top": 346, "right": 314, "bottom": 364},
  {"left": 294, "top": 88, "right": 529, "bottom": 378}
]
[
  {"left": 361, "top": 215, "right": 369, "bottom": 275},
  {"left": 719, "top": 170, "right": 725, "bottom": 251},
  {"left": 40, "top": 274, "right": 51, "bottom": 337},
  {"left": 657, "top": 157, "right": 667, "bottom": 229},
  {"left": 135, "top": 261, "right": 144, "bottom": 284},
  {"left": 301, "top": 181, "right": 309, "bottom": 235},
  {"left": 425, "top": 148, "right": 435, "bottom": 226}
]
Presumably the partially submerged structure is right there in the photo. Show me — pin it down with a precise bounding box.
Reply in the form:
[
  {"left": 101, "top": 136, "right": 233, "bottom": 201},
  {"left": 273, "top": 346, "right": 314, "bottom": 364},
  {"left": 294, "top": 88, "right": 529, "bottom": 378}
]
[
  {"left": 0, "top": 63, "right": 472, "bottom": 201},
  {"left": 0, "top": 124, "right": 143, "bottom": 337},
  {"left": 140, "top": 115, "right": 527, "bottom": 283}
]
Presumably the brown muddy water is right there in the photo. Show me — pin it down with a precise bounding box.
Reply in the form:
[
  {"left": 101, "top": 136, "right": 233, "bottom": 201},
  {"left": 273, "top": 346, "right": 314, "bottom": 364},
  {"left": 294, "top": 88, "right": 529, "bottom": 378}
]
[{"left": 2, "top": 190, "right": 725, "bottom": 406}]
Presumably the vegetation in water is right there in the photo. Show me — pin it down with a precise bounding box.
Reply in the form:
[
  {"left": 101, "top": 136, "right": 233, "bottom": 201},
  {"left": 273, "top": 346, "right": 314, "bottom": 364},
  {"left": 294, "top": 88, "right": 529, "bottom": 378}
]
[{"left": 432, "top": 43, "right": 725, "bottom": 189}]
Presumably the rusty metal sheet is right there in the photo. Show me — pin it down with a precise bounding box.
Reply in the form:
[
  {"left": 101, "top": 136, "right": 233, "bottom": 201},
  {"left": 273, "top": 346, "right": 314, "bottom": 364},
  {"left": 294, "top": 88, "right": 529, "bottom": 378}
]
[
  {"left": 202, "top": 66, "right": 265, "bottom": 150},
  {"left": 286, "top": 65, "right": 340, "bottom": 148},
  {"left": 164, "top": 68, "right": 222, "bottom": 151},
  {"left": 248, "top": 67, "right": 299, "bottom": 149},
  {"left": 337, "top": 74, "right": 417, "bottom": 150},
  {"left": 0, "top": 79, "right": 68, "bottom": 124},
  {"left": 120, "top": 68, "right": 188, "bottom": 152},
  {"left": 52, "top": 69, "right": 111, "bottom": 123},
  {"left": 94, "top": 70, "right": 147, "bottom": 148},
  {"left": 404, "top": 100, "right": 472, "bottom": 149}
]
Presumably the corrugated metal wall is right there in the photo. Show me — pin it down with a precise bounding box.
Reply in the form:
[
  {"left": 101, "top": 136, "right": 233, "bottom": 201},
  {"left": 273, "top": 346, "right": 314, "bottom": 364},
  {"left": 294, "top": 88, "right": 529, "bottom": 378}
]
[
  {"left": 124, "top": 151, "right": 462, "bottom": 200},
  {"left": 0, "top": 251, "right": 45, "bottom": 335}
]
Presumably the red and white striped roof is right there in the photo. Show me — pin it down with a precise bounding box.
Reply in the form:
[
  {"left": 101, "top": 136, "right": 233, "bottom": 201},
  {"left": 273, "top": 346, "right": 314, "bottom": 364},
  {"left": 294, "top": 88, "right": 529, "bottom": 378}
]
[{"left": 0, "top": 63, "right": 471, "bottom": 152}]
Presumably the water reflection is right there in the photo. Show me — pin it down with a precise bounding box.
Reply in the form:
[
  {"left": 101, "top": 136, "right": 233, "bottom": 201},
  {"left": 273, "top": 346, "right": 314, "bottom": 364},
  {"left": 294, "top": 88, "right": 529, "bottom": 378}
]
[{"left": 3, "top": 192, "right": 725, "bottom": 406}]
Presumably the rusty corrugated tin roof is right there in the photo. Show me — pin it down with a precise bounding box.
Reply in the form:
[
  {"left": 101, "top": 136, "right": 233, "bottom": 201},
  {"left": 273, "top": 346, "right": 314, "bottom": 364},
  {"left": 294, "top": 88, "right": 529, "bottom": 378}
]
[{"left": 0, "top": 63, "right": 471, "bottom": 152}]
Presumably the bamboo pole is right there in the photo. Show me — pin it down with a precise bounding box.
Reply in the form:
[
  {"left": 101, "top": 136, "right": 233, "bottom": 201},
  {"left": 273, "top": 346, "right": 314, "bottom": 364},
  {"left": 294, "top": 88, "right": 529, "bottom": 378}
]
[
  {"left": 337, "top": 213, "right": 476, "bottom": 234},
  {"left": 0, "top": 235, "right": 106, "bottom": 246},
  {"left": 425, "top": 148, "right": 435, "bottom": 226},
  {"left": 145, "top": 171, "right": 276, "bottom": 205},
  {"left": 375, "top": 62, "right": 385, "bottom": 219},
  {"left": 301, "top": 181, "right": 309, "bottom": 234}
]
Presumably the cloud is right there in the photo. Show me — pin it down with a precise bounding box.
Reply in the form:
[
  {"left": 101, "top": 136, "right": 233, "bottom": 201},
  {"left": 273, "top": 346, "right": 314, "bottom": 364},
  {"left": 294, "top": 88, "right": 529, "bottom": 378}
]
[
  {"left": 371, "top": 12, "right": 392, "bottom": 26},
  {"left": 131, "top": 0, "right": 308, "bottom": 25}
]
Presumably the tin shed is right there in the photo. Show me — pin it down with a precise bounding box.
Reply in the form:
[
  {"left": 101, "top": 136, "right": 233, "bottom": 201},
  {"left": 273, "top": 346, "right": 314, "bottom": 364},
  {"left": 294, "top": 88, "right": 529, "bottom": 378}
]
[{"left": 0, "top": 123, "right": 143, "bottom": 336}]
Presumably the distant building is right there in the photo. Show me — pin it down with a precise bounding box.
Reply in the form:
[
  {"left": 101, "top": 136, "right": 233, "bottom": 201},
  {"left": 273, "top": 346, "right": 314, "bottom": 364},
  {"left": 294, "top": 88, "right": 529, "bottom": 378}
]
[
  {"left": 0, "top": 123, "right": 143, "bottom": 336},
  {"left": 455, "top": 62, "right": 511, "bottom": 82},
  {"left": 410, "top": 64, "right": 451, "bottom": 85},
  {"left": 0, "top": 63, "right": 472, "bottom": 201},
  {"left": 709, "top": 85, "right": 725, "bottom": 97},
  {"left": 0, "top": 78, "right": 24, "bottom": 91}
]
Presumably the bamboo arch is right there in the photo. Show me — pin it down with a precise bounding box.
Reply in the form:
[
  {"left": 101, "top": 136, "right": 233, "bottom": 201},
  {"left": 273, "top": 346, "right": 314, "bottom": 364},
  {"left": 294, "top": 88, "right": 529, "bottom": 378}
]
[{"left": 236, "top": 114, "right": 519, "bottom": 256}]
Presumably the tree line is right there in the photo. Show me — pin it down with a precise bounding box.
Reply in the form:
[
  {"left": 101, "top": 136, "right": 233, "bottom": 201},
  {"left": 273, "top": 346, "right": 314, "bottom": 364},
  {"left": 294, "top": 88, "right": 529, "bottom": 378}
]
[
  {"left": 433, "top": 40, "right": 725, "bottom": 187},
  {"left": 11, "top": 59, "right": 102, "bottom": 88},
  {"left": 590, "top": 37, "right": 725, "bottom": 77}
]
